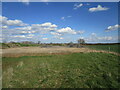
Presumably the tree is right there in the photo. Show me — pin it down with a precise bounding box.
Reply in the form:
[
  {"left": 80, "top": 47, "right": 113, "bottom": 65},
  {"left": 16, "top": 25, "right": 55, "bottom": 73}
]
[
  {"left": 77, "top": 39, "right": 85, "bottom": 47},
  {"left": 69, "top": 41, "right": 74, "bottom": 47},
  {"left": 38, "top": 41, "right": 41, "bottom": 44},
  {"left": 78, "top": 39, "right": 85, "bottom": 44}
]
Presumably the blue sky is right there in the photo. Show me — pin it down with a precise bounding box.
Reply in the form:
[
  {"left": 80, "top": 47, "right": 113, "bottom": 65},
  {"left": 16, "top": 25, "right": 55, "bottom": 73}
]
[{"left": 1, "top": 2, "right": 119, "bottom": 43}]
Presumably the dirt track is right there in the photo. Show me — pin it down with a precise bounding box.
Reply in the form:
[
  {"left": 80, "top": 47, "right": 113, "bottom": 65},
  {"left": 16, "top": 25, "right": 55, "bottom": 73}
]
[{"left": 1, "top": 46, "right": 120, "bottom": 57}]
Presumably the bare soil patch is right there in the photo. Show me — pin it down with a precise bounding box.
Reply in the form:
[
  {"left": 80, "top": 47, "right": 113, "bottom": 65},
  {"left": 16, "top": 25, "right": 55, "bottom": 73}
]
[{"left": 1, "top": 46, "right": 120, "bottom": 57}]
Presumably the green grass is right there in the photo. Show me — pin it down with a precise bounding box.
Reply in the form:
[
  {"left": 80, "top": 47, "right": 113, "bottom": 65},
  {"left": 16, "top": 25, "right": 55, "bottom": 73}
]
[
  {"left": 1, "top": 43, "right": 41, "bottom": 49},
  {"left": 1, "top": 43, "right": 66, "bottom": 49},
  {"left": 2, "top": 52, "right": 119, "bottom": 88},
  {"left": 86, "top": 44, "right": 120, "bottom": 53}
]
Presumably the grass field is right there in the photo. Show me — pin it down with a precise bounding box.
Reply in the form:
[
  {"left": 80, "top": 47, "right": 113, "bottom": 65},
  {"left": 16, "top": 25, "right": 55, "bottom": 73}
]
[
  {"left": 86, "top": 44, "right": 120, "bottom": 53},
  {"left": 2, "top": 52, "right": 120, "bottom": 88},
  {"left": 1, "top": 43, "right": 41, "bottom": 49},
  {"left": 0, "top": 43, "right": 66, "bottom": 49}
]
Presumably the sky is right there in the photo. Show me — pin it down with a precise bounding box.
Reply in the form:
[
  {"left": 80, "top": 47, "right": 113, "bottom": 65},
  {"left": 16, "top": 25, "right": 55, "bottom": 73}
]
[{"left": 1, "top": 2, "right": 119, "bottom": 43}]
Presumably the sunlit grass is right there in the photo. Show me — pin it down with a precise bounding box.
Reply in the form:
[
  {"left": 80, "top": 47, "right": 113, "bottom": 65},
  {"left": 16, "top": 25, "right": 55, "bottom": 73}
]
[
  {"left": 86, "top": 44, "right": 120, "bottom": 53},
  {"left": 2, "top": 52, "right": 119, "bottom": 88}
]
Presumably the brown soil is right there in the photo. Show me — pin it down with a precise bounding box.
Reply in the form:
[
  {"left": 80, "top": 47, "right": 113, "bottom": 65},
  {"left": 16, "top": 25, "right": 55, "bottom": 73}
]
[{"left": 1, "top": 46, "right": 120, "bottom": 57}]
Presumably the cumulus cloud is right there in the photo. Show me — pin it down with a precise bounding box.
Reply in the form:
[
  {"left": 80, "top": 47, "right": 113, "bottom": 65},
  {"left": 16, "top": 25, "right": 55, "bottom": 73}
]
[
  {"left": 74, "top": 3, "right": 83, "bottom": 10},
  {"left": 40, "top": 22, "right": 57, "bottom": 28},
  {"left": 85, "top": 33, "right": 114, "bottom": 42},
  {"left": 20, "top": 30, "right": 36, "bottom": 34},
  {"left": 61, "top": 16, "right": 72, "bottom": 20},
  {"left": 27, "top": 34, "right": 34, "bottom": 37},
  {"left": 53, "top": 36, "right": 64, "bottom": 40},
  {"left": 97, "top": 36, "right": 113, "bottom": 41},
  {"left": 0, "top": 16, "right": 7, "bottom": 22},
  {"left": 7, "top": 20, "right": 27, "bottom": 26},
  {"left": 61, "top": 17, "right": 65, "bottom": 20},
  {"left": 0, "top": 16, "right": 27, "bottom": 26},
  {"left": 91, "top": 33, "right": 96, "bottom": 36},
  {"left": 1, "top": 16, "right": 86, "bottom": 43},
  {"left": 77, "top": 30, "right": 85, "bottom": 34},
  {"left": 42, "top": 38, "right": 48, "bottom": 40},
  {"left": 41, "top": 0, "right": 50, "bottom": 2},
  {"left": 60, "top": 37, "right": 64, "bottom": 39},
  {"left": 86, "top": 3, "right": 90, "bottom": 5},
  {"left": 15, "top": 26, "right": 32, "bottom": 30},
  {"left": 89, "top": 5, "right": 109, "bottom": 12},
  {"left": 50, "top": 32, "right": 62, "bottom": 36},
  {"left": 2, "top": 26, "right": 8, "bottom": 29},
  {"left": 67, "top": 16, "right": 72, "bottom": 18},
  {"left": 50, "top": 32, "right": 63, "bottom": 40},
  {"left": 57, "top": 27, "right": 77, "bottom": 34},
  {"left": 105, "top": 24, "right": 120, "bottom": 32},
  {"left": 31, "top": 22, "right": 57, "bottom": 32},
  {"left": 12, "top": 34, "right": 34, "bottom": 39},
  {"left": 12, "top": 35, "right": 26, "bottom": 38},
  {"left": 58, "top": 37, "right": 64, "bottom": 40},
  {"left": 19, "top": 0, "right": 30, "bottom": 5}
]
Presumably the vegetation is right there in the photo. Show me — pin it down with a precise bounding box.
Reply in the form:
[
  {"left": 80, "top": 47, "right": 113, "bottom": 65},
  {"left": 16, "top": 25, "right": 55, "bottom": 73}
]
[
  {"left": 86, "top": 44, "right": 120, "bottom": 53},
  {"left": 1, "top": 43, "right": 67, "bottom": 49},
  {"left": 68, "top": 42, "right": 74, "bottom": 47},
  {"left": 1, "top": 43, "right": 41, "bottom": 49},
  {"left": 2, "top": 53, "right": 119, "bottom": 88},
  {"left": 78, "top": 39, "right": 85, "bottom": 44}
]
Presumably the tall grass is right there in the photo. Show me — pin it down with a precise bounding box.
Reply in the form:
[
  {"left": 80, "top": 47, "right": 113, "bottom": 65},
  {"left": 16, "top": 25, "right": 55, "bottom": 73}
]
[
  {"left": 86, "top": 44, "right": 120, "bottom": 53},
  {"left": 2, "top": 53, "right": 119, "bottom": 88}
]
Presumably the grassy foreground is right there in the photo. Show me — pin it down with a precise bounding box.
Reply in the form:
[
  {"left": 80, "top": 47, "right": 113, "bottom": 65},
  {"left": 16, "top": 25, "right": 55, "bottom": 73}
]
[
  {"left": 86, "top": 44, "right": 120, "bottom": 53},
  {"left": 2, "top": 52, "right": 120, "bottom": 88}
]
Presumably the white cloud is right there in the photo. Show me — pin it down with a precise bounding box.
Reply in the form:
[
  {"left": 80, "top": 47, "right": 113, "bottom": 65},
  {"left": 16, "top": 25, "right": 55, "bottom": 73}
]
[
  {"left": 1, "top": 16, "right": 86, "bottom": 43},
  {"left": 6, "top": 20, "right": 27, "bottom": 26},
  {"left": 61, "top": 17, "right": 65, "bottom": 20},
  {"left": 67, "top": 16, "right": 72, "bottom": 18},
  {"left": 86, "top": 3, "right": 90, "bottom": 5},
  {"left": 26, "top": 37, "right": 32, "bottom": 38},
  {"left": 97, "top": 36, "right": 113, "bottom": 41},
  {"left": 12, "top": 35, "right": 26, "bottom": 38},
  {"left": 0, "top": 16, "right": 27, "bottom": 26},
  {"left": 31, "top": 23, "right": 57, "bottom": 34},
  {"left": 2, "top": 26, "right": 8, "bottom": 29},
  {"left": 86, "top": 33, "right": 114, "bottom": 42},
  {"left": 105, "top": 24, "right": 120, "bottom": 32},
  {"left": 50, "top": 32, "right": 63, "bottom": 40},
  {"left": 19, "top": 0, "right": 30, "bottom": 5},
  {"left": 42, "top": 38, "right": 48, "bottom": 40},
  {"left": 2, "top": 22, "right": 57, "bottom": 37},
  {"left": 41, "top": 0, "right": 50, "bottom": 2},
  {"left": 53, "top": 36, "right": 64, "bottom": 40},
  {"left": 89, "top": 5, "right": 109, "bottom": 12},
  {"left": 77, "top": 30, "right": 85, "bottom": 34},
  {"left": 27, "top": 34, "right": 34, "bottom": 37},
  {"left": 12, "top": 34, "right": 34, "bottom": 39},
  {"left": 61, "top": 16, "right": 72, "bottom": 20},
  {"left": 21, "top": 31, "right": 36, "bottom": 34},
  {"left": 74, "top": 3, "right": 83, "bottom": 10},
  {"left": 59, "top": 37, "right": 64, "bottom": 39},
  {"left": 50, "top": 32, "right": 62, "bottom": 36},
  {"left": 26, "top": 34, "right": 34, "bottom": 38},
  {"left": 91, "top": 33, "right": 96, "bottom": 36},
  {"left": 0, "top": 16, "right": 7, "bottom": 22},
  {"left": 32, "top": 22, "right": 57, "bottom": 30},
  {"left": 57, "top": 27, "right": 77, "bottom": 34},
  {"left": 15, "top": 26, "right": 32, "bottom": 30},
  {"left": 40, "top": 22, "right": 57, "bottom": 28}
]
